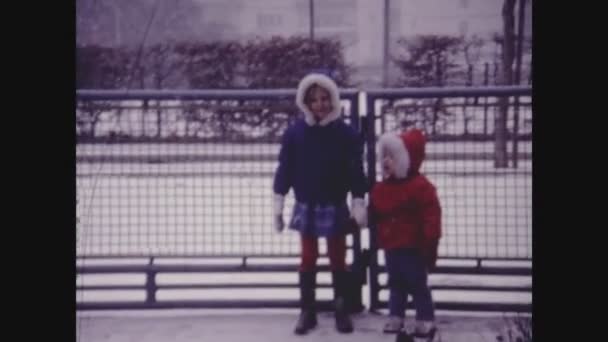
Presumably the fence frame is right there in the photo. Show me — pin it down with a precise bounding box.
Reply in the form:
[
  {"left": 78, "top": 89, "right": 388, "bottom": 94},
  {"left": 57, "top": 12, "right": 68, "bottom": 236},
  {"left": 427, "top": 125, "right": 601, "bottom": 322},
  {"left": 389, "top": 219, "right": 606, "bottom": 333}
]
[
  {"left": 364, "top": 85, "right": 532, "bottom": 312},
  {"left": 76, "top": 86, "right": 532, "bottom": 313}
]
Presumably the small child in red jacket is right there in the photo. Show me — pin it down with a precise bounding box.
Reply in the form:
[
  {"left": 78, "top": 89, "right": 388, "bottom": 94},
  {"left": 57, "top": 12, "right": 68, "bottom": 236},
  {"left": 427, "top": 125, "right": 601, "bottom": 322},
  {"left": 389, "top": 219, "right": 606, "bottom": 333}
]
[{"left": 370, "top": 128, "right": 441, "bottom": 338}]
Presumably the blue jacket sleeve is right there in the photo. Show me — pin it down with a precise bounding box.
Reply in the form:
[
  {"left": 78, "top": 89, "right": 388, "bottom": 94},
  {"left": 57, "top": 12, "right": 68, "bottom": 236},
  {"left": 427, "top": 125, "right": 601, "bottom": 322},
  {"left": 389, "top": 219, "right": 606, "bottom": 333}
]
[{"left": 273, "top": 127, "right": 294, "bottom": 196}]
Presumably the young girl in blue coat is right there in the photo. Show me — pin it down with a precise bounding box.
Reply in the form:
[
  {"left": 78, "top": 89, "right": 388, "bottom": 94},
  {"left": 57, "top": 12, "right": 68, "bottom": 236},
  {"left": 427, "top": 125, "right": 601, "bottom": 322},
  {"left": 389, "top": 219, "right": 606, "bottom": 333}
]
[{"left": 273, "top": 72, "right": 367, "bottom": 334}]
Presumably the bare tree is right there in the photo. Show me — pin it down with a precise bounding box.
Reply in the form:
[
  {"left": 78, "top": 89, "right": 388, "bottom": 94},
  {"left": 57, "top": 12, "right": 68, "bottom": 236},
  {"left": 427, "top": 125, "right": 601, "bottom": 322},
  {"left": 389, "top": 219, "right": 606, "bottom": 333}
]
[
  {"left": 495, "top": 0, "right": 516, "bottom": 168},
  {"left": 392, "top": 35, "right": 463, "bottom": 135},
  {"left": 393, "top": 35, "right": 463, "bottom": 87}
]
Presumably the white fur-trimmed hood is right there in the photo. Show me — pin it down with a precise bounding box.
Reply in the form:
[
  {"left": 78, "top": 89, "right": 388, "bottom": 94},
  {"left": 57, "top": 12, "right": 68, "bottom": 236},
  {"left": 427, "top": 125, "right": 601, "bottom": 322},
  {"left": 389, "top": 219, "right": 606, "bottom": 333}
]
[
  {"left": 378, "top": 132, "right": 410, "bottom": 179},
  {"left": 295, "top": 73, "right": 342, "bottom": 126}
]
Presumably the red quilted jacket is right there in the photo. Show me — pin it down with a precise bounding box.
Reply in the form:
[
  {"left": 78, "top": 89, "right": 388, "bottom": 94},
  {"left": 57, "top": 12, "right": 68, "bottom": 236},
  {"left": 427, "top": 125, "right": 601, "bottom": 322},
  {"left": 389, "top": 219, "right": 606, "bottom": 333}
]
[{"left": 370, "top": 129, "right": 442, "bottom": 258}]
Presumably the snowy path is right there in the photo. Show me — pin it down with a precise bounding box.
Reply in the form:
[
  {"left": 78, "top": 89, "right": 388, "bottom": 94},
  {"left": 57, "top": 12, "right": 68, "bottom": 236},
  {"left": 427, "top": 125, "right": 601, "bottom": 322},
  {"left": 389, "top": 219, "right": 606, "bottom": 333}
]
[{"left": 76, "top": 309, "right": 523, "bottom": 342}]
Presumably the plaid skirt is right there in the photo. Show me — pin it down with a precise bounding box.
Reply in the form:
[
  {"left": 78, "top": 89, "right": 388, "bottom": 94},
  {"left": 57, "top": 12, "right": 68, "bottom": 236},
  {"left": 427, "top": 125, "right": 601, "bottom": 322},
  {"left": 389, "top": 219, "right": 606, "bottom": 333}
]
[{"left": 288, "top": 201, "right": 352, "bottom": 237}]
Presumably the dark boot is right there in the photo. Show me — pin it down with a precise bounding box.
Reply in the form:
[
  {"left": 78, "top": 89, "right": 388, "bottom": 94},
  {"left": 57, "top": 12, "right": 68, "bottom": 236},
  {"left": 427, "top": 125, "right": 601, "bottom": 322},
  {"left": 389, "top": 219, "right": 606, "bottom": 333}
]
[
  {"left": 345, "top": 269, "right": 365, "bottom": 313},
  {"left": 395, "top": 330, "right": 415, "bottom": 342},
  {"left": 294, "top": 271, "right": 317, "bottom": 335},
  {"left": 332, "top": 270, "right": 354, "bottom": 333}
]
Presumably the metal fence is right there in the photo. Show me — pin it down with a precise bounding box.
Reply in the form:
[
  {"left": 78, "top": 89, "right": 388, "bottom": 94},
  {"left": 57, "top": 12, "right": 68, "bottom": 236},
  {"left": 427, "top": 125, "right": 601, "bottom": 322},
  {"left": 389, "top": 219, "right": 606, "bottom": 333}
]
[
  {"left": 363, "top": 86, "right": 532, "bottom": 312},
  {"left": 76, "top": 89, "right": 365, "bottom": 310},
  {"left": 76, "top": 86, "right": 531, "bottom": 312},
  {"left": 76, "top": 89, "right": 360, "bottom": 257}
]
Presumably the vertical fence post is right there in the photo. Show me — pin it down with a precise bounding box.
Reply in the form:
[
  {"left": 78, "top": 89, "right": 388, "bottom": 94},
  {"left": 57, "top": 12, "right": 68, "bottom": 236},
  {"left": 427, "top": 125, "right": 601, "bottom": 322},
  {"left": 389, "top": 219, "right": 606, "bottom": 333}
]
[
  {"left": 366, "top": 95, "right": 380, "bottom": 311},
  {"left": 483, "top": 63, "right": 489, "bottom": 136},
  {"left": 145, "top": 257, "right": 156, "bottom": 305},
  {"left": 156, "top": 100, "right": 162, "bottom": 138},
  {"left": 512, "top": 100, "right": 520, "bottom": 168},
  {"left": 512, "top": 0, "right": 527, "bottom": 168},
  {"left": 349, "top": 93, "right": 359, "bottom": 132},
  {"left": 348, "top": 92, "right": 364, "bottom": 312},
  {"left": 142, "top": 99, "right": 148, "bottom": 138}
]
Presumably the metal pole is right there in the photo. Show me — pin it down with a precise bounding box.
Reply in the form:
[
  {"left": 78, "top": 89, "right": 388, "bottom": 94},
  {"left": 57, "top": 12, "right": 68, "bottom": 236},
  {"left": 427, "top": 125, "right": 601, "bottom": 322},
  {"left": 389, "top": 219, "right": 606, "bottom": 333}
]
[
  {"left": 310, "top": 0, "right": 315, "bottom": 41},
  {"left": 515, "top": 0, "right": 526, "bottom": 85},
  {"left": 366, "top": 96, "right": 380, "bottom": 311},
  {"left": 512, "top": 0, "right": 526, "bottom": 168},
  {"left": 383, "top": 0, "right": 390, "bottom": 87}
]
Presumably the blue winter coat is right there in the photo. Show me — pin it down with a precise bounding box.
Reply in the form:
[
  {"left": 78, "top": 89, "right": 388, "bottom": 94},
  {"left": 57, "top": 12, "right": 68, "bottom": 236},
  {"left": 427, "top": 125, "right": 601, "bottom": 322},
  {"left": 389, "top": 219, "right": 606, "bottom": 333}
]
[{"left": 273, "top": 118, "right": 367, "bottom": 236}]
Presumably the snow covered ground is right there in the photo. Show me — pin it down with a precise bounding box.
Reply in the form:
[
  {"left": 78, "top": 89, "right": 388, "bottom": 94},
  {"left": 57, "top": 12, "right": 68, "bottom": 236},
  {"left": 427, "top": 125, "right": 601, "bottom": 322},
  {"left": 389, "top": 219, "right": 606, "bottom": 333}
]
[
  {"left": 76, "top": 142, "right": 531, "bottom": 258},
  {"left": 76, "top": 309, "right": 529, "bottom": 342},
  {"left": 76, "top": 141, "right": 531, "bottom": 313}
]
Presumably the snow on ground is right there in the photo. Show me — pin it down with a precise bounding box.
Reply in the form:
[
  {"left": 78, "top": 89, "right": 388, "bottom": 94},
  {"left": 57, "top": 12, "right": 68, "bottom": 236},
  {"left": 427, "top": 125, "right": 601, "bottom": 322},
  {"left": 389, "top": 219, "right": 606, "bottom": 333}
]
[
  {"left": 75, "top": 142, "right": 531, "bottom": 319},
  {"left": 76, "top": 169, "right": 531, "bottom": 258},
  {"left": 76, "top": 309, "right": 529, "bottom": 342}
]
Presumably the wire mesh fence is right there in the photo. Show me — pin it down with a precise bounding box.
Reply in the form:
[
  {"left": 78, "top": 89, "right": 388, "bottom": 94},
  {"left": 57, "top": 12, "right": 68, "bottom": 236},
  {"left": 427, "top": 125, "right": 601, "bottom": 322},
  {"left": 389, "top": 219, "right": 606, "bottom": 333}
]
[
  {"left": 365, "top": 86, "right": 532, "bottom": 262},
  {"left": 76, "top": 89, "right": 360, "bottom": 259},
  {"left": 76, "top": 87, "right": 531, "bottom": 260}
]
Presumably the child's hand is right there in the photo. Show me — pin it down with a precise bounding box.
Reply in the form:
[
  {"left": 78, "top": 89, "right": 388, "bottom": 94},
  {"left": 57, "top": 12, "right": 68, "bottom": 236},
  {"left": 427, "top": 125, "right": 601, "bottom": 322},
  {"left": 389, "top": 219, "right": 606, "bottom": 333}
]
[
  {"left": 273, "top": 194, "right": 285, "bottom": 233},
  {"left": 274, "top": 215, "right": 285, "bottom": 233},
  {"left": 351, "top": 198, "right": 367, "bottom": 227}
]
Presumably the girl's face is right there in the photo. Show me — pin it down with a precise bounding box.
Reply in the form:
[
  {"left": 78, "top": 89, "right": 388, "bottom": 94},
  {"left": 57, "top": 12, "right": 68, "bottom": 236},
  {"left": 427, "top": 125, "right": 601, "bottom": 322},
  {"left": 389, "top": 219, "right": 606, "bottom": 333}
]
[
  {"left": 381, "top": 148, "right": 396, "bottom": 179},
  {"left": 305, "top": 85, "right": 333, "bottom": 121}
]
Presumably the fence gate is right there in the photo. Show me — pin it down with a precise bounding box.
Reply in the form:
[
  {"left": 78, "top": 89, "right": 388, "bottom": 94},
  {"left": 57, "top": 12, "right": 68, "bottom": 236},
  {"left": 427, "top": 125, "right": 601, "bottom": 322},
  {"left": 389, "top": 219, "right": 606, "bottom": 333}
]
[
  {"left": 363, "top": 86, "right": 532, "bottom": 313},
  {"left": 76, "top": 86, "right": 532, "bottom": 314}
]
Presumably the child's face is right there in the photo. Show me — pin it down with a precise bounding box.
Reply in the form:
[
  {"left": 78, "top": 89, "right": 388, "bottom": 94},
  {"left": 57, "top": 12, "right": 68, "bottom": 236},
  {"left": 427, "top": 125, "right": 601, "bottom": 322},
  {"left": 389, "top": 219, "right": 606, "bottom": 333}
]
[
  {"left": 382, "top": 148, "right": 396, "bottom": 179},
  {"left": 305, "top": 85, "right": 333, "bottom": 121}
]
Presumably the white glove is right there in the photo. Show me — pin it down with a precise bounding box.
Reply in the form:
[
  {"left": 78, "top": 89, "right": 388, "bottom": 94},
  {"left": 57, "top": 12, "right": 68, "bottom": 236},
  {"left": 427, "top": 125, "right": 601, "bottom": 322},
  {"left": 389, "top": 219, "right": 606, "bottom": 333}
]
[
  {"left": 273, "top": 194, "right": 285, "bottom": 233},
  {"left": 351, "top": 197, "right": 367, "bottom": 228}
]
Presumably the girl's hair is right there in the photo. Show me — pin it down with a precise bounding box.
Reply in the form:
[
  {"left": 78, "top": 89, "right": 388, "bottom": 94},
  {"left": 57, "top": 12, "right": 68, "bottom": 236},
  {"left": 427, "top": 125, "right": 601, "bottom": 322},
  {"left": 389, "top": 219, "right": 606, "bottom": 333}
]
[{"left": 304, "top": 83, "right": 330, "bottom": 104}]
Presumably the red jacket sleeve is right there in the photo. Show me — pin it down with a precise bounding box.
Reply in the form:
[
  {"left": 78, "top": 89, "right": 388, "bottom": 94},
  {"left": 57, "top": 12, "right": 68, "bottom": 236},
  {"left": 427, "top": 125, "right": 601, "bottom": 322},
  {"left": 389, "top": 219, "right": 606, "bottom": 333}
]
[
  {"left": 419, "top": 181, "right": 441, "bottom": 269},
  {"left": 420, "top": 182, "right": 441, "bottom": 242}
]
